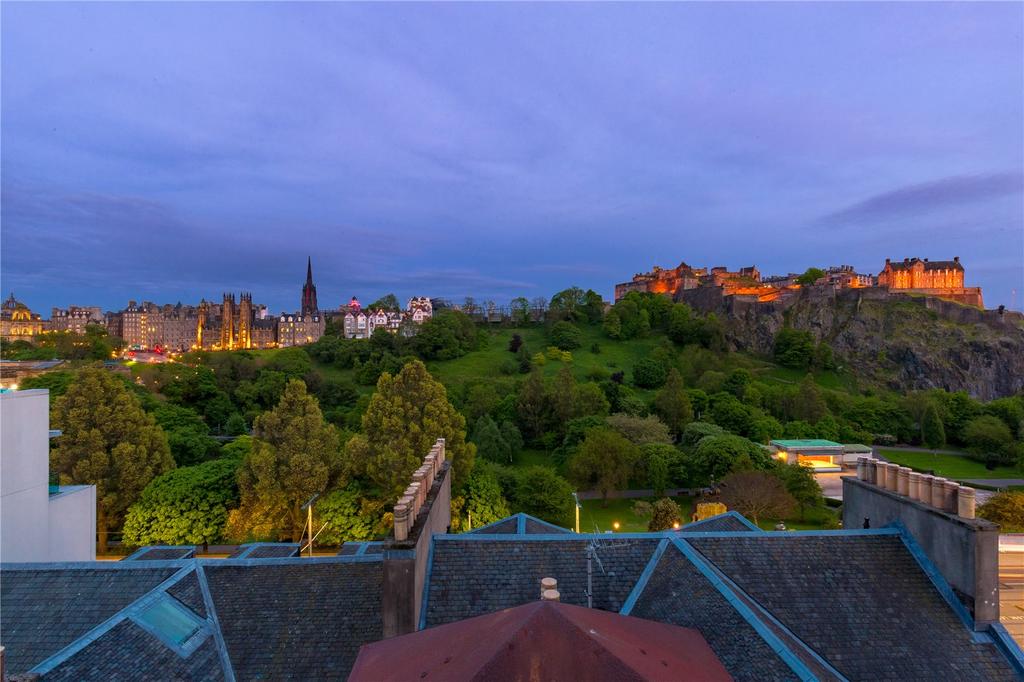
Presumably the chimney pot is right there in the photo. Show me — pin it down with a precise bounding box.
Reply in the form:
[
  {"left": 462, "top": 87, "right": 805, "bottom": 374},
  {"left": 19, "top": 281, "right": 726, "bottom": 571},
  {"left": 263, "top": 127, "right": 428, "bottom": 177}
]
[
  {"left": 885, "top": 463, "right": 900, "bottom": 492},
  {"left": 908, "top": 472, "right": 922, "bottom": 501},
  {"left": 958, "top": 487, "right": 977, "bottom": 519},
  {"left": 541, "top": 589, "right": 560, "bottom": 602},
  {"left": 867, "top": 459, "right": 878, "bottom": 485},
  {"left": 942, "top": 480, "right": 959, "bottom": 513},
  {"left": 897, "top": 467, "right": 911, "bottom": 496},
  {"left": 541, "top": 577, "right": 558, "bottom": 597}
]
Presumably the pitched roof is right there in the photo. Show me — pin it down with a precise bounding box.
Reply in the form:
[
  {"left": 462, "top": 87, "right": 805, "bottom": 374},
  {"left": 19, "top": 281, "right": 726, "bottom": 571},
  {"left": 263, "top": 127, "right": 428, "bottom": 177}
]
[
  {"left": 465, "top": 512, "right": 572, "bottom": 535},
  {"left": 0, "top": 556, "right": 384, "bottom": 681},
  {"left": 423, "top": 536, "right": 662, "bottom": 628},
  {"left": 226, "top": 542, "right": 300, "bottom": 559},
  {"left": 122, "top": 546, "right": 196, "bottom": 561},
  {"left": 351, "top": 600, "right": 731, "bottom": 682},
  {"left": 678, "top": 511, "right": 761, "bottom": 533}
]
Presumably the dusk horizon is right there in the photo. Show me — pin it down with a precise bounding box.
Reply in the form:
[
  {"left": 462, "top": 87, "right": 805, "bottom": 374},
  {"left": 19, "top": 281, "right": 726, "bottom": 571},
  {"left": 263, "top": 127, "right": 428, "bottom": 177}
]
[{"left": 3, "top": 2, "right": 1022, "bottom": 312}]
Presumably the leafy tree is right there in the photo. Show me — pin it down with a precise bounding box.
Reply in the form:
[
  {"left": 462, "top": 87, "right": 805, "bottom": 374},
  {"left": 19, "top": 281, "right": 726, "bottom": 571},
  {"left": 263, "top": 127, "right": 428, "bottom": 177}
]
[
  {"left": 719, "top": 470, "right": 796, "bottom": 525},
  {"left": 51, "top": 366, "right": 174, "bottom": 552},
  {"left": 813, "top": 342, "right": 835, "bottom": 371},
  {"left": 414, "top": 310, "right": 478, "bottom": 360},
  {"left": 963, "top": 415, "right": 1014, "bottom": 464},
  {"left": 653, "top": 369, "right": 694, "bottom": 439},
  {"left": 691, "top": 434, "right": 771, "bottom": 485},
  {"left": 667, "top": 303, "right": 698, "bottom": 345},
  {"left": 633, "top": 358, "right": 668, "bottom": 389},
  {"left": 791, "top": 375, "right": 828, "bottom": 423},
  {"left": 508, "top": 333, "right": 524, "bottom": 353},
  {"left": 710, "top": 393, "right": 754, "bottom": 437},
  {"left": 123, "top": 457, "right": 241, "bottom": 547},
  {"left": 267, "top": 347, "right": 313, "bottom": 380},
  {"left": 369, "top": 293, "right": 401, "bottom": 311},
  {"left": 681, "top": 421, "right": 725, "bottom": 447},
  {"left": 978, "top": 491, "right": 1024, "bottom": 532},
  {"left": 796, "top": 267, "right": 826, "bottom": 286},
  {"left": 317, "top": 481, "right": 390, "bottom": 543},
  {"left": 315, "top": 377, "right": 359, "bottom": 409},
  {"left": 549, "top": 321, "right": 583, "bottom": 351},
  {"left": 152, "top": 403, "right": 220, "bottom": 466},
  {"left": 500, "top": 421, "right": 524, "bottom": 457},
  {"left": 229, "top": 380, "right": 343, "bottom": 541},
  {"left": 510, "top": 298, "right": 531, "bottom": 326},
  {"left": 451, "top": 465, "right": 511, "bottom": 532},
  {"left": 472, "top": 415, "right": 512, "bottom": 463},
  {"left": 548, "top": 287, "right": 588, "bottom": 322},
  {"left": 514, "top": 465, "right": 574, "bottom": 526},
  {"left": 921, "top": 403, "right": 946, "bottom": 451},
  {"left": 773, "top": 464, "right": 823, "bottom": 521},
  {"left": 641, "top": 443, "right": 677, "bottom": 496},
  {"left": 346, "top": 360, "right": 476, "bottom": 497},
  {"left": 602, "top": 309, "right": 623, "bottom": 339},
  {"left": 569, "top": 428, "right": 640, "bottom": 505},
  {"left": 773, "top": 328, "right": 815, "bottom": 369},
  {"left": 19, "top": 370, "right": 75, "bottom": 397},
  {"left": 516, "top": 371, "right": 549, "bottom": 440},
  {"left": 606, "top": 413, "right": 672, "bottom": 445},
  {"left": 225, "top": 412, "right": 249, "bottom": 436},
  {"left": 723, "top": 369, "right": 752, "bottom": 400},
  {"left": 648, "top": 498, "right": 682, "bottom": 531},
  {"left": 464, "top": 383, "right": 500, "bottom": 421}
]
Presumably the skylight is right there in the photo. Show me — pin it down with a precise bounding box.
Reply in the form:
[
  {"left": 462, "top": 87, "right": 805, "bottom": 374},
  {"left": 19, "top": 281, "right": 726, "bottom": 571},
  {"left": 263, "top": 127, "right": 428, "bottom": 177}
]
[{"left": 136, "top": 597, "right": 203, "bottom": 647}]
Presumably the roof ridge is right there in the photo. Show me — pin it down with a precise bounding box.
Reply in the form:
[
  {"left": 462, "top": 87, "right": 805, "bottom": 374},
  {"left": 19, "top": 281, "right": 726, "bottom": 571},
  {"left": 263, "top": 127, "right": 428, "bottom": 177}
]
[
  {"left": 196, "top": 562, "right": 237, "bottom": 682},
  {"left": 667, "top": 538, "right": 820, "bottom": 682}
]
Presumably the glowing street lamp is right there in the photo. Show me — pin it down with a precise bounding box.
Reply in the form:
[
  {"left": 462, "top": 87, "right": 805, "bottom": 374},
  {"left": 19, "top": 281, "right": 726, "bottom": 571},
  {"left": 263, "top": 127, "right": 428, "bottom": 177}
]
[{"left": 612, "top": 521, "right": 620, "bottom": 532}]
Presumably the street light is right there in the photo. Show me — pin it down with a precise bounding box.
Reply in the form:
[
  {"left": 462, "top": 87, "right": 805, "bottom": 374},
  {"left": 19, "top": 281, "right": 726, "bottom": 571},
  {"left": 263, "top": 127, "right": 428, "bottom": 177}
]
[
  {"left": 612, "top": 521, "right": 620, "bottom": 532},
  {"left": 572, "top": 492, "right": 581, "bottom": 533}
]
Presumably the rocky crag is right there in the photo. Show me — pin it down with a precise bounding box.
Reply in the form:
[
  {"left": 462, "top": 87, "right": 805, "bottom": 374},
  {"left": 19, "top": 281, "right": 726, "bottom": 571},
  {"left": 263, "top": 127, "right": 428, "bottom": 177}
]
[{"left": 679, "top": 286, "right": 1024, "bottom": 400}]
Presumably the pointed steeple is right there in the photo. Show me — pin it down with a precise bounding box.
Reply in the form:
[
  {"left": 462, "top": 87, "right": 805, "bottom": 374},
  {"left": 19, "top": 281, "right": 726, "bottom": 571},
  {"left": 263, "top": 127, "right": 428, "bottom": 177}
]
[
  {"left": 301, "top": 256, "right": 318, "bottom": 316},
  {"left": 306, "top": 256, "right": 313, "bottom": 285}
]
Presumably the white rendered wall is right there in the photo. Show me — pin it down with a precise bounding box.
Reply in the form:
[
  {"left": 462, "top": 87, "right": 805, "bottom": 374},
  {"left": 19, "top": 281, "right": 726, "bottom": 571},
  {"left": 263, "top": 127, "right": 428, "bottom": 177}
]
[
  {"left": 1, "top": 390, "right": 51, "bottom": 562},
  {"left": 1, "top": 389, "right": 96, "bottom": 562},
  {"left": 48, "top": 486, "right": 96, "bottom": 561}
]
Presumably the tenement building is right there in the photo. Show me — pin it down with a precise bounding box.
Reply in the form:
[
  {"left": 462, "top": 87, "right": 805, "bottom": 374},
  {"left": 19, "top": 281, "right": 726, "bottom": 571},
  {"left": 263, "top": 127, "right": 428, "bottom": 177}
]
[
  {"left": 3, "top": 441, "right": 1022, "bottom": 680},
  {"left": 48, "top": 306, "right": 103, "bottom": 335},
  {"left": 877, "top": 256, "right": 984, "bottom": 307}
]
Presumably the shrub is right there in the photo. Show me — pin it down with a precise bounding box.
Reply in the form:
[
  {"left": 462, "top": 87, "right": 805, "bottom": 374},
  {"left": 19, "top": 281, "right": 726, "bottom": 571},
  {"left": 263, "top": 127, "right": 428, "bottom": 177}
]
[
  {"left": 633, "top": 358, "right": 667, "bottom": 389},
  {"left": 549, "top": 321, "right": 582, "bottom": 351}
]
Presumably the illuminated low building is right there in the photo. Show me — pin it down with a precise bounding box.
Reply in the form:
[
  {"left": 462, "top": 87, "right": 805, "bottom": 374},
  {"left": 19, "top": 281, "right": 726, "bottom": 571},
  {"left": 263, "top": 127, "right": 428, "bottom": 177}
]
[{"left": 769, "top": 438, "right": 845, "bottom": 472}]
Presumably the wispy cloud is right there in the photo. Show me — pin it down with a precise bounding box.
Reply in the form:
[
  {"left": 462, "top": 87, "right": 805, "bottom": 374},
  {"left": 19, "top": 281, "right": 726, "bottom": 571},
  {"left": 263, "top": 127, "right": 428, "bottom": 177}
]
[{"left": 820, "top": 172, "right": 1023, "bottom": 225}]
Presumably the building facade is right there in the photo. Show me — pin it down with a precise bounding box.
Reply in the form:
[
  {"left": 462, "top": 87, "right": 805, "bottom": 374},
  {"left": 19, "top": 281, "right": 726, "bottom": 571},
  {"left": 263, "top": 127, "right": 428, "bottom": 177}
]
[
  {"left": 1, "top": 294, "right": 45, "bottom": 342},
  {"left": 49, "top": 306, "right": 103, "bottom": 335},
  {"left": 877, "top": 256, "right": 983, "bottom": 307}
]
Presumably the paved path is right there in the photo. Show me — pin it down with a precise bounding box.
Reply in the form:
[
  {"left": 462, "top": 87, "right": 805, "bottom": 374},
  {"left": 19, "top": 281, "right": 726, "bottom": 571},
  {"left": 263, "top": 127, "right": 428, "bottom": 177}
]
[
  {"left": 876, "top": 446, "right": 969, "bottom": 457},
  {"left": 964, "top": 479, "right": 1024, "bottom": 489},
  {"left": 575, "top": 488, "right": 704, "bottom": 501}
]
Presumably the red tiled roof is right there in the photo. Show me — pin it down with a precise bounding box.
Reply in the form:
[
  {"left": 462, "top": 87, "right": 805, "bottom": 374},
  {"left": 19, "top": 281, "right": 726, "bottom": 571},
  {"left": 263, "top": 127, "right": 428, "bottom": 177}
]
[{"left": 349, "top": 600, "right": 731, "bottom": 682}]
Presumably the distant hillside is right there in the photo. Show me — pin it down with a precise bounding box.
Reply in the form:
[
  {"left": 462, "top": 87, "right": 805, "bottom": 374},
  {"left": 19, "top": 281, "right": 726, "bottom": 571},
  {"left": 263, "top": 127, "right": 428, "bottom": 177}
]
[{"left": 680, "top": 286, "right": 1024, "bottom": 400}]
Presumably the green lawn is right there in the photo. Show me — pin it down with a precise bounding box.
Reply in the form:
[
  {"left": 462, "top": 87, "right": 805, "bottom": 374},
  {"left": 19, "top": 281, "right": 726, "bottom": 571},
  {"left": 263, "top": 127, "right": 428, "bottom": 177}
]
[
  {"left": 761, "top": 365, "right": 853, "bottom": 391},
  {"left": 879, "top": 449, "right": 1022, "bottom": 480},
  {"left": 753, "top": 505, "right": 839, "bottom": 531},
  {"left": 578, "top": 496, "right": 694, "bottom": 533}
]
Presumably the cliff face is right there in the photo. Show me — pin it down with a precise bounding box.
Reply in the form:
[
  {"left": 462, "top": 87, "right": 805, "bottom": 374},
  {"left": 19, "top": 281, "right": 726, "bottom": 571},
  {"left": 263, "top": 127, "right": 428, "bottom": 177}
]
[{"left": 679, "top": 287, "right": 1024, "bottom": 400}]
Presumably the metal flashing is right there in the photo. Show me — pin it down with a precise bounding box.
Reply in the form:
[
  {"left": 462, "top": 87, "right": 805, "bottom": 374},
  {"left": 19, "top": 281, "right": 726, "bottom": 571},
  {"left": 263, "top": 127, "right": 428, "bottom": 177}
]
[{"left": 619, "top": 538, "right": 669, "bottom": 616}]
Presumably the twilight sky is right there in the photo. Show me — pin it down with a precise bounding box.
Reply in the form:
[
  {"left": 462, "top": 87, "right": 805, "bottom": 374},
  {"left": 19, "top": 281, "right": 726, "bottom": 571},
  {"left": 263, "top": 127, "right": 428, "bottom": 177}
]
[{"left": 2, "top": 2, "right": 1022, "bottom": 313}]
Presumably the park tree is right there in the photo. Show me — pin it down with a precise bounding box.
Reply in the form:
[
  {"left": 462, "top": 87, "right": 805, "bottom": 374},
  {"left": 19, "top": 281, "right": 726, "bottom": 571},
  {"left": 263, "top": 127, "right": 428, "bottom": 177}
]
[
  {"left": 346, "top": 361, "right": 476, "bottom": 498},
  {"left": 316, "top": 481, "right": 391, "bottom": 543},
  {"left": 690, "top": 434, "right": 771, "bottom": 485},
  {"left": 472, "top": 415, "right": 512, "bottom": 463},
  {"left": 19, "top": 370, "right": 75, "bottom": 398},
  {"left": 606, "top": 413, "right": 672, "bottom": 445},
  {"left": 633, "top": 358, "right": 668, "bottom": 389},
  {"left": 719, "top": 470, "right": 796, "bottom": 525},
  {"left": 51, "top": 366, "right": 174, "bottom": 553},
  {"left": 602, "top": 309, "right": 623, "bottom": 339},
  {"left": 229, "top": 380, "right": 343, "bottom": 542},
  {"left": 516, "top": 370, "right": 550, "bottom": 440},
  {"left": 515, "top": 466, "right": 574, "bottom": 526},
  {"left": 773, "top": 463, "right": 823, "bottom": 521},
  {"left": 654, "top": 369, "right": 694, "bottom": 438},
  {"left": 510, "top": 298, "right": 531, "bottom": 326},
  {"left": 773, "top": 327, "right": 815, "bottom": 369},
  {"left": 681, "top": 421, "right": 725, "bottom": 447},
  {"left": 451, "top": 466, "right": 511, "bottom": 532},
  {"left": 978, "top": 491, "right": 1024, "bottom": 532},
  {"left": 921, "top": 403, "right": 946, "bottom": 451},
  {"left": 549, "top": 287, "right": 587, "bottom": 322},
  {"left": 549, "top": 321, "right": 583, "bottom": 350},
  {"left": 569, "top": 428, "right": 640, "bottom": 506},
  {"left": 648, "top": 498, "right": 683, "bottom": 531},
  {"left": 123, "top": 457, "right": 241, "bottom": 547},
  {"left": 464, "top": 383, "right": 500, "bottom": 422},
  {"left": 791, "top": 375, "right": 828, "bottom": 423},
  {"left": 369, "top": 293, "right": 401, "bottom": 311},
  {"left": 963, "top": 415, "right": 1014, "bottom": 464},
  {"left": 641, "top": 443, "right": 678, "bottom": 496}
]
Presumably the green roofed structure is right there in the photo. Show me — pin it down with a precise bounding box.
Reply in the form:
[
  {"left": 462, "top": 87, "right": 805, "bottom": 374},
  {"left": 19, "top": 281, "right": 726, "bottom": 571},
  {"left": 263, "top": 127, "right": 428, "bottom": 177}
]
[{"left": 769, "top": 438, "right": 845, "bottom": 472}]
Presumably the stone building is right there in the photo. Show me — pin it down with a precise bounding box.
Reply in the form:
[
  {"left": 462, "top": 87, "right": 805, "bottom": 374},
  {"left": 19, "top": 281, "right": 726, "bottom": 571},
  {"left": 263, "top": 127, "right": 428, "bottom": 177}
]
[
  {"left": 277, "top": 312, "right": 325, "bottom": 347},
  {"left": 614, "top": 262, "right": 704, "bottom": 301},
  {"left": 49, "top": 306, "right": 103, "bottom": 335},
  {"left": 878, "top": 256, "right": 983, "bottom": 307},
  {"left": 0, "top": 294, "right": 44, "bottom": 342}
]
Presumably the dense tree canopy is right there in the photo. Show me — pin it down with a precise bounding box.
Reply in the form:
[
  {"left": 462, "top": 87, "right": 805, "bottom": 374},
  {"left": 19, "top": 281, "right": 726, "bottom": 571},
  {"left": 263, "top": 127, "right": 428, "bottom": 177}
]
[
  {"left": 51, "top": 366, "right": 174, "bottom": 552},
  {"left": 346, "top": 360, "right": 476, "bottom": 498},
  {"left": 569, "top": 428, "right": 640, "bottom": 504}
]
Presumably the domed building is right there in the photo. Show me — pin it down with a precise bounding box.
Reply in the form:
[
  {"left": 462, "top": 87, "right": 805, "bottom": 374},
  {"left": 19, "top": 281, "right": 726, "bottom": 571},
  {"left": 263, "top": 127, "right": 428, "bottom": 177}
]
[{"left": 1, "top": 293, "right": 44, "bottom": 343}]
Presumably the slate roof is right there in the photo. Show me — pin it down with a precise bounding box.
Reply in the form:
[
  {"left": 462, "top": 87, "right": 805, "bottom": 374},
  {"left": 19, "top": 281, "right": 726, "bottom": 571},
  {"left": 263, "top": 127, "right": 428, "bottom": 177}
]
[
  {"left": 688, "top": 533, "right": 1018, "bottom": 681},
  {"left": 0, "top": 556, "right": 383, "bottom": 681},
  {"left": 678, "top": 511, "right": 761, "bottom": 533},
  {"left": 204, "top": 559, "right": 383, "bottom": 680},
  {"left": 465, "top": 512, "right": 572, "bottom": 535},
  {"left": 423, "top": 536, "right": 662, "bottom": 627},
  {"left": 338, "top": 541, "right": 384, "bottom": 556},
  {"left": 0, "top": 564, "right": 179, "bottom": 675},
  {"left": 123, "top": 546, "right": 196, "bottom": 561},
  {"left": 226, "top": 542, "right": 300, "bottom": 559}
]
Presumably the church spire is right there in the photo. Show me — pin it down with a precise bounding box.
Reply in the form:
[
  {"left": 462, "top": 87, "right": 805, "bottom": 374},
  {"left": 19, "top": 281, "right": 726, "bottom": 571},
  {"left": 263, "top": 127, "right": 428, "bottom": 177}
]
[{"left": 301, "top": 256, "right": 318, "bottom": 316}]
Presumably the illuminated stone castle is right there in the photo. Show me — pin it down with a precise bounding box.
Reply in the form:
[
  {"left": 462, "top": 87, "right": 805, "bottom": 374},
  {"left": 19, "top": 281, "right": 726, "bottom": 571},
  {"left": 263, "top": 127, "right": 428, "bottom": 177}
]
[
  {"left": 877, "top": 257, "right": 983, "bottom": 307},
  {"left": 1, "top": 294, "right": 44, "bottom": 342}
]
